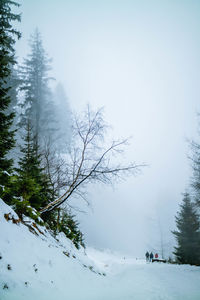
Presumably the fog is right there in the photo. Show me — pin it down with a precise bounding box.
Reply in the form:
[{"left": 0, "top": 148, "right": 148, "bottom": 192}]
[{"left": 16, "top": 0, "right": 200, "bottom": 257}]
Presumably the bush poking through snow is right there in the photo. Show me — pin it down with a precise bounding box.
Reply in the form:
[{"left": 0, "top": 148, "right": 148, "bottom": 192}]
[
  {"left": 63, "top": 251, "right": 70, "bottom": 257},
  {"left": 33, "top": 264, "right": 38, "bottom": 273},
  {"left": 3, "top": 283, "right": 9, "bottom": 290}
]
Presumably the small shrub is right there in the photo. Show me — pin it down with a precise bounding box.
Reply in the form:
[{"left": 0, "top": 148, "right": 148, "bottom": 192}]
[
  {"left": 33, "top": 264, "right": 38, "bottom": 273},
  {"left": 54, "top": 209, "right": 85, "bottom": 250},
  {"left": 3, "top": 283, "right": 8, "bottom": 290}
]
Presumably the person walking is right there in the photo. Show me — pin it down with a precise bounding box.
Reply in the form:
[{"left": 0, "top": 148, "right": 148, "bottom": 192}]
[
  {"left": 155, "top": 253, "right": 158, "bottom": 259},
  {"left": 150, "top": 252, "right": 154, "bottom": 262},
  {"left": 145, "top": 251, "right": 150, "bottom": 262}
]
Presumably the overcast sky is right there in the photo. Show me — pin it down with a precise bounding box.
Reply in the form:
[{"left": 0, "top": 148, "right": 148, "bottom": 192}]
[{"left": 16, "top": 0, "right": 200, "bottom": 257}]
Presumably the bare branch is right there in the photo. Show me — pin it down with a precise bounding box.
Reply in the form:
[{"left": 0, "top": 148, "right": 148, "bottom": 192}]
[{"left": 40, "top": 105, "right": 144, "bottom": 214}]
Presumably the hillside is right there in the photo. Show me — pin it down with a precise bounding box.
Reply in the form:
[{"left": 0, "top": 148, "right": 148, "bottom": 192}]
[{"left": 1, "top": 199, "right": 200, "bottom": 300}]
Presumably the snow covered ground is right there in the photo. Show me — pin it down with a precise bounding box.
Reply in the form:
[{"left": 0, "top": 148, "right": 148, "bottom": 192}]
[{"left": 1, "top": 199, "right": 200, "bottom": 300}]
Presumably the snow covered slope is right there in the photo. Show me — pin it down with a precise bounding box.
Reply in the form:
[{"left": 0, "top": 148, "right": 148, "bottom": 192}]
[
  {"left": 0, "top": 199, "right": 104, "bottom": 300},
  {"left": 1, "top": 199, "right": 200, "bottom": 300}
]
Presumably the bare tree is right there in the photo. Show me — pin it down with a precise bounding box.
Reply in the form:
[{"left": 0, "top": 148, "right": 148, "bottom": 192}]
[{"left": 40, "top": 106, "right": 143, "bottom": 214}]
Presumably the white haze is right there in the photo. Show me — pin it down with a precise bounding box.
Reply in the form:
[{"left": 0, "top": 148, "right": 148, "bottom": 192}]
[{"left": 15, "top": 0, "right": 200, "bottom": 257}]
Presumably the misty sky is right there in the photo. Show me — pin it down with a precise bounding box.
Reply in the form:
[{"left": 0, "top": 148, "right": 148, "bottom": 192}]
[{"left": 15, "top": 0, "right": 200, "bottom": 257}]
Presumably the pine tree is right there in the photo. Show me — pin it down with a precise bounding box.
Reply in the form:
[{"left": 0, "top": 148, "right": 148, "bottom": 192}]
[
  {"left": 2, "top": 118, "right": 54, "bottom": 219},
  {"left": 16, "top": 120, "right": 54, "bottom": 210},
  {"left": 3, "top": 118, "right": 55, "bottom": 220},
  {"left": 0, "top": 0, "right": 21, "bottom": 194},
  {"left": 173, "top": 193, "right": 200, "bottom": 265},
  {"left": 19, "top": 29, "right": 55, "bottom": 149},
  {"left": 55, "top": 209, "right": 85, "bottom": 249}
]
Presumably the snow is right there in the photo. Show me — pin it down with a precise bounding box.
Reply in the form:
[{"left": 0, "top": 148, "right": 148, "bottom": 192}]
[
  {"left": 1, "top": 199, "right": 200, "bottom": 300},
  {"left": 2, "top": 171, "right": 11, "bottom": 176}
]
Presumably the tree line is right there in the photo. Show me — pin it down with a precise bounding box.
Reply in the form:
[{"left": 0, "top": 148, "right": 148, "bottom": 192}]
[{"left": 0, "top": 1, "right": 139, "bottom": 249}]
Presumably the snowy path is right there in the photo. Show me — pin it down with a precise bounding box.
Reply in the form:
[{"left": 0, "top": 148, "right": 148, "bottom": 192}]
[{"left": 84, "top": 253, "right": 200, "bottom": 300}]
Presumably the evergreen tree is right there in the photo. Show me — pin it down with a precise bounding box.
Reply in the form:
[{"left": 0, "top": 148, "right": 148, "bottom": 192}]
[
  {"left": 54, "top": 209, "right": 85, "bottom": 249},
  {"left": 19, "top": 29, "right": 55, "bottom": 150},
  {"left": 16, "top": 119, "right": 54, "bottom": 211},
  {"left": 2, "top": 119, "right": 54, "bottom": 218},
  {"left": 0, "top": 0, "right": 21, "bottom": 194},
  {"left": 173, "top": 193, "right": 200, "bottom": 265}
]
